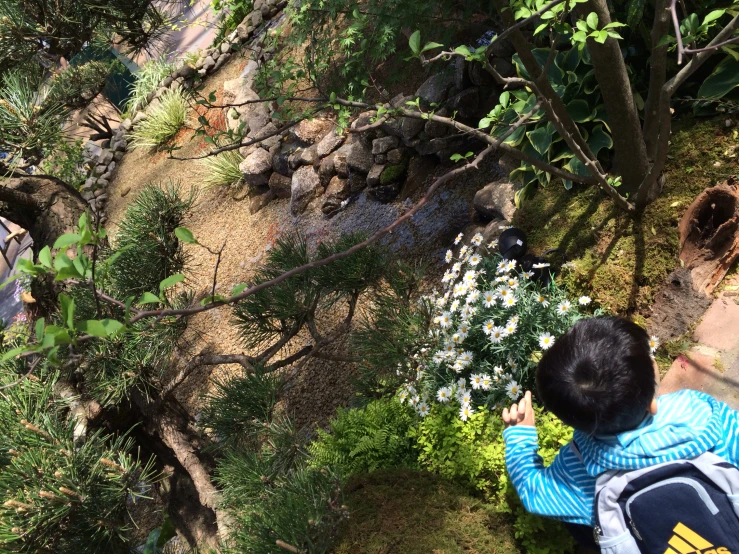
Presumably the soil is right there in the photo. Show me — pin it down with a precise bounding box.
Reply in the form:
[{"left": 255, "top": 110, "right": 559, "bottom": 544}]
[{"left": 648, "top": 267, "right": 711, "bottom": 344}]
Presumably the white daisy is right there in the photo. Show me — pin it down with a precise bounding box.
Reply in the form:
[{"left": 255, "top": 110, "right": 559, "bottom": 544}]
[
  {"left": 456, "top": 377, "right": 467, "bottom": 390},
  {"left": 522, "top": 270, "right": 534, "bottom": 279},
  {"left": 481, "top": 374, "right": 492, "bottom": 390},
  {"left": 505, "top": 260, "right": 517, "bottom": 271},
  {"left": 532, "top": 262, "right": 550, "bottom": 269},
  {"left": 489, "top": 326, "right": 506, "bottom": 343},
  {"left": 496, "top": 261, "right": 508, "bottom": 274},
  {"left": 496, "top": 286, "right": 512, "bottom": 300},
  {"left": 482, "top": 291, "right": 496, "bottom": 308},
  {"left": 468, "top": 254, "right": 482, "bottom": 266},
  {"left": 482, "top": 319, "right": 496, "bottom": 335},
  {"left": 507, "top": 277, "right": 519, "bottom": 289},
  {"left": 453, "top": 283, "right": 468, "bottom": 298},
  {"left": 509, "top": 315, "right": 520, "bottom": 324},
  {"left": 506, "top": 380, "right": 522, "bottom": 400},
  {"left": 539, "top": 332, "right": 555, "bottom": 350},
  {"left": 399, "top": 390, "right": 409, "bottom": 403},
  {"left": 454, "top": 233, "right": 463, "bottom": 245},
  {"left": 432, "top": 351, "right": 445, "bottom": 364},
  {"left": 488, "top": 239, "right": 498, "bottom": 249},
  {"left": 437, "top": 387, "right": 452, "bottom": 403},
  {"left": 417, "top": 402, "right": 430, "bottom": 417},
  {"left": 557, "top": 300, "right": 572, "bottom": 314},
  {"left": 536, "top": 294, "right": 550, "bottom": 307},
  {"left": 471, "top": 233, "right": 483, "bottom": 246},
  {"left": 466, "top": 289, "right": 481, "bottom": 305},
  {"left": 460, "top": 305, "right": 476, "bottom": 320},
  {"left": 502, "top": 296, "right": 517, "bottom": 308},
  {"left": 493, "top": 365, "right": 504, "bottom": 375},
  {"left": 457, "top": 390, "right": 472, "bottom": 405},
  {"left": 457, "top": 351, "right": 473, "bottom": 366},
  {"left": 459, "top": 245, "right": 469, "bottom": 257},
  {"left": 452, "top": 262, "right": 462, "bottom": 273},
  {"left": 578, "top": 296, "right": 591, "bottom": 305},
  {"left": 443, "top": 342, "right": 456, "bottom": 354},
  {"left": 462, "top": 270, "right": 477, "bottom": 285},
  {"left": 459, "top": 404, "right": 474, "bottom": 422},
  {"left": 495, "top": 276, "right": 507, "bottom": 283},
  {"left": 410, "top": 394, "right": 420, "bottom": 406},
  {"left": 504, "top": 320, "right": 518, "bottom": 336},
  {"left": 436, "top": 295, "right": 448, "bottom": 308},
  {"left": 445, "top": 250, "right": 453, "bottom": 263},
  {"left": 449, "top": 299, "right": 460, "bottom": 313},
  {"left": 442, "top": 270, "right": 454, "bottom": 284},
  {"left": 451, "top": 333, "right": 463, "bottom": 345},
  {"left": 470, "top": 374, "right": 484, "bottom": 389},
  {"left": 439, "top": 312, "right": 452, "bottom": 328},
  {"left": 649, "top": 335, "right": 659, "bottom": 352},
  {"left": 457, "top": 323, "right": 471, "bottom": 338}
]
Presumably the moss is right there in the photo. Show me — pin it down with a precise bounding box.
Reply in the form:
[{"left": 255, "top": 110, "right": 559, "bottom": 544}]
[
  {"left": 380, "top": 162, "right": 408, "bottom": 185},
  {"left": 513, "top": 117, "right": 738, "bottom": 315},
  {"left": 333, "top": 469, "right": 520, "bottom": 554}
]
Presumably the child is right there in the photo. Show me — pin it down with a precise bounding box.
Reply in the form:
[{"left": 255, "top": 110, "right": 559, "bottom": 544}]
[{"left": 502, "top": 316, "right": 739, "bottom": 549}]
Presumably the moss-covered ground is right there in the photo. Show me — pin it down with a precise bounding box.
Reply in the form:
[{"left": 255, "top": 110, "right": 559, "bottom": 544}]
[
  {"left": 333, "top": 469, "right": 520, "bottom": 554},
  {"left": 514, "top": 117, "right": 737, "bottom": 317}
]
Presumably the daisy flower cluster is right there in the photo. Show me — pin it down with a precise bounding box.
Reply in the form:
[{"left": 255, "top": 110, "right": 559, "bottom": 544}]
[{"left": 398, "top": 233, "right": 598, "bottom": 421}]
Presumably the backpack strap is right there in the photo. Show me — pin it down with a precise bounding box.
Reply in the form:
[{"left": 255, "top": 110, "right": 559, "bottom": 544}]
[{"left": 570, "top": 439, "right": 585, "bottom": 464}]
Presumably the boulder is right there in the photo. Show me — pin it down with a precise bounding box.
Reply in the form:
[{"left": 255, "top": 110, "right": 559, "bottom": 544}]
[
  {"left": 374, "top": 154, "right": 387, "bottom": 165},
  {"left": 113, "top": 151, "right": 124, "bottom": 162},
  {"left": 236, "top": 22, "right": 252, "bottom": 42},
  {"left": 120, "top": 118, "right": 133, "bottom": 132},
  {"left": 334, "top": 151, "right": 349, "bottom": 178},
  {"left": 321, "top": 176, "right": 351, "bottom": 217},
  {"left": 368, "top": 183, "right": 401, "bottom": 203},
  {"left": 94, "top": 164, "right": 107, "bottom": 176},
  {"left": 202, "top": 56, "right": 216, "bottom": 72},
  {"left": 97, "top": 150, "right": 114, "bottom": 166},
  {"left": 250, "top": 189, "right": 276, "bottom": 214},
  {"left": 473, "top": 181, "right": 518, "bottom": 221},
  {"left": 367, "top": 164, "right": 385, "bottom": 187},
  {"left": 346, "top": 141, "right": 373, "bottom": 174},
  {"left": 239, "top": 148, "right": 273, "bottom": 188},
  {"left": 221, "top": 42, "right": 232, "bottom": 54},
  {"left": 380, "top": 118, "right": 403, "bottom": 138},
  {"left": 132, "top": 111, "right": 148, "bottom": 125},
  {"left": 291, "top": 166, "right": 321, "bottom": 215},
  {"left": 249, "top": 121, "right": 280, "bottom": 150},
  {"left": 213, "top": 52, "right": 231, "bottom": 71},
  {"left": 372, "top": 136, "right": 399, "bottom": 155},
  {"left": 175, "top": 64, "right": 197, "bottom": 80},
  {"left": 251, "top": 9, "right": 263, "bottom": 26},
  {"left": 469, "top": 62, "right": 495, "bottom": 87},
  {"left": 247, "top": 107, "right": 270, "bottom": 136},
  {"left": 447, "top": 88, "right": 479, "bottom": 119},
  {"left": 318, "top": 153, "right": 337, "bottom": 187},
  {"left": 292, "top": 118, "right": 334, "bottom": 144},
  {"left": 386, "top": 148, "right": 406, "bottom": 165},
  {"left": 401, "top": 116, "right": 425, "bottom": 140},
  {"left": 316, "top": 129, "right": 345, "bottom": 158},
  {"left": 424, "top": 117, "right": 449, "bottom": 139},
  {"left": 414, "top": 137, "right": 456, "bottom": 157},
  {"left": 497, "top": 153, "right": 518, "bottom": 177},
  {"left": 416, "top": 73, "right": 453, "bottom": 107},
  {"left": 268, "top": 172, "right": 292, "bottom": 198},
  {"left": 272, "top": 150, "right": 291, "bottom": 176},
  {"left": 400, "top": 155, "right": 437, "bottom": 199},
  {"left": 348, "top": 173, "right": 367, "bottom": 194}
]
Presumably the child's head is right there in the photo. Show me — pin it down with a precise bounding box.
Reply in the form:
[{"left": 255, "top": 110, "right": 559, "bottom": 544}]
[{"left": 536, "top": 316, "right": 657, "bottom": 435}]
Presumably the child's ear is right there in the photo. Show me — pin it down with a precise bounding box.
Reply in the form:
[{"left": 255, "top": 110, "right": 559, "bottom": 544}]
[{"left": 649, "top": 397, "right": 658, "bottom": 415}]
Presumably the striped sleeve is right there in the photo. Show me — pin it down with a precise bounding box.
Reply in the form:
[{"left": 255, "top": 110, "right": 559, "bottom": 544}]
[
  {"left": 503, "top": 426, "right": 594, "bottom": 525},
  {"left": 714, "top": 399, "right": 739, "bottom": 465}
]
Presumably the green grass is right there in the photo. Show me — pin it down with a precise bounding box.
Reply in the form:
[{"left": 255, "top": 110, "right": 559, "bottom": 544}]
[
  {"left": 198, "top": 149, "right": 244, "bottom": 188},
  {"left": 129, "top": 87, "right": 188, "bottom": 149},
  {"left": 514, "top": 116, "right": 738, "bottom": 317},
  {"left": 124, "top": 55, "right": 178, "bottom": 115},
  {"left": 332, "top": 469, "right": 520, "bottom": 554}
]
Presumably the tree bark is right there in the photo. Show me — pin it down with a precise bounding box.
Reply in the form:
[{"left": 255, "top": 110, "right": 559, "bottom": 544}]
[
  {"left": 643, "top": 0, "right": 672, "bottom": 159},
  {"left": 578, "top": 0, "right": 650, "bottom": 196},
  {"left": 0, "top": 175, "right": 89, "bottom": 251}
]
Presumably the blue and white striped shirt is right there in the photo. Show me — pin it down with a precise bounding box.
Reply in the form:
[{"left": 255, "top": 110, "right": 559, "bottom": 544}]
[{"left": 503, "top": 389, "right": 739, "bottom": 525}]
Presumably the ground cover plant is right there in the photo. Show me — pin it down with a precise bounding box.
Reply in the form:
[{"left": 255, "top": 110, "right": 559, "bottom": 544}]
[{"left": 129, "top": 87, "right": 189, "bottom": 148}]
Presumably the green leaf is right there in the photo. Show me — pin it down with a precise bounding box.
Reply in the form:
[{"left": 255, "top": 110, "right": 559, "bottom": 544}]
[
  {"left": 627, "top": 0, "right": 647, "bottom": 29},
  {"left": 453, "top": 45, "right": 471, "bottom": 56},
  {"left": 200, "top": 295, "right": 226, "bottom": 306},
  {"left": 231, "top": 283, "right": 249, "bottom": 296},
  {"left": 593, "top": 29, "right": 608, "bottom": 43},
  {"left": 499, "top": 91, "right": 510, "bottom": 107},
  {"left": 35, "top": 317, "right": 45, "bottom": 341},
  {"left": 586, "top": 12, "right": 599, "bottom": 30},
  {"left": 174, "top": 227, "right": 198, "bottom": 244},
  {"left": 137, "top": 292, "right": 161, "bottom": 305},
  {"left": 409, "top": 30, "right": 421, "bottom": 54},
  {"left": 703, "top": 9, "right": 725, "bottom": 26},
  {"left": 534, "top": 23, "right": 549, "bottom": 35},
  {"left": 657, "top": 34, "right": 676, "bottom": 48},
  {"left": 53, "top": 234, "right": 82, "bottom": 250},
  {"left": 159, "top": 273, "right": 185, "bottom": 294},
  {"left": 38, "top": 246, "right": 52, "bottom": 268},
  {"left": 697, "top": 56, "right": 739, "bottom": 99},
  {"left": 572, "top": 30, "right": 588, "bottom": 43},
  {"left": 526, "top": 125, "right": 554, "bottom": 155},
  {"left": 60, "top": 294, "right": 75, "bottom": 329},
  {"left": 587, "top": 124, "right": 613, "bottom": 157},
  {"left": 76, "top": 319, "right": 124, "bottom": 337},
  {"left": 565, "top": 99, "right": 592, "bottom": 122},
  {"left": 575, "top": 20, "right": 589, "bottom": 32},
  {"left": 1, "top": 346, "right": 27, "bottom": 362},
  {"left": 478, "top": 117, "right": 492, "bottom": 129},
  {"left": 421, "top": 42, "right": 444, "bottom": 53}
]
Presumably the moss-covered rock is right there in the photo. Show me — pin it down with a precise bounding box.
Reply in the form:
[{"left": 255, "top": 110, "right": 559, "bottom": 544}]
[{"left": 379, "top": 161, "right": 408, "bottom": 185}]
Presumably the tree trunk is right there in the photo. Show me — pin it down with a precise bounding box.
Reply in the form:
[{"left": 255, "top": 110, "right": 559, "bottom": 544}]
[
  {"left": 0, "top": 175, "right": 89, "bottom": 251},
  {"left": 643, "top": 0, "right": 672, "bottom": 159},
  {"left": 578, "top": 0, "right": 650, "bottom": 197}
]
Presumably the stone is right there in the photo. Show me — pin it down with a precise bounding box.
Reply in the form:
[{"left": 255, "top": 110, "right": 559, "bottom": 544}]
[
  {"left": 290, "top": 166, "right": 321, "bottom": 215},
  {"left": 94, "top": 164, "right": 107, "bottom": 176},
  {"left": 347, "top": 173, "right": 367, "bottom": 194},
  {"left": 497, "top": 153, "right": 518, "bottom": 177},
  {"left": 114, "top": 151, "right": 124, "bottom": 162},
  {"left": 94, "top": 187, "right": 105, "bottom": 198},
  {"left": 380, "top": 119, "right": 403, "bottom": 138},
  {"left": 447, "top": 88, "right": 479, "bottom": 119},
  {"left": 250, "top": 189, "right": 276, "bottom": 214},
  {"left": 96, "top": 178, "right": 109, "bottom": 188},
  {"left": 401, "top": 155, "right": 437, "bottom": 199},
  {"left": 322, "top": 176, "right": 351, "bottom": 216},
  {"left": 694, "top": 300, "right": 739, "bottom": 352},
  {"left": 292, "top": 118, "right": 334, "bottom": 145},
  {"left": 318, "top": 153, "right": 337, "bottom": 187},
  {"left": 97, "top": 150, "right": 114, "bottom": 166},
  {"left": 251, "top": 9, "right": 263, "bottom": 26},
  {"left": 132, "top": 111, "right": 148, "bottom": 125},
  {"left": 298, "top": 144, "right": 319, "bottom": 167},
  {"left": 101, "top": 171, "right": 113, "bottom": 182},
  {"left": 246, "top": 107, "right": 270, "bottom": 137},
  {"left": 213, "top": 52, "right": 231, "bottom": 71},
  {"left": 202, "top": 56, "right": 216, "bottom": 72},
  {"left": 83, "top": 178, "right": 97, "bottom": 191},
  {"left": 120, "top": 118, "right": 133, "bottom": 132},
  {"left": 106, "top": 161, "right": 116, "bottom": 174},
  {"left": 249, "top": 121, "right": 280, "bottom": 150},
  {"left": 316, "top": 129, "right": 345, "bottom": 158},
  {"left": 374, "top": 154, "right": 387, "bottom": 165},
  {"left": 469, "top": 62, "right": 495, "bottom": 87},
  {"left": 346, "top": 141, "right": 373, "bottom": 174},
  {"left": 120, "top": 186, "right": 132, "bottom": 198},
  {"left": 454, "top": 56, "right": 469, "bottom": 90},
  {"left": 372, "top": 136, "right": 399, "bottom": 155},
  {"left": 401, "top": 115, "right": 425, "bottom": 140},
  {"left": 490, "top": 58, "right": 516, "bottom": 78},
  {"left": 416, "top": 73, "right": 453, "bottom": 107},
  {"left": 221, "top": 42, "right": 231, "bottom": 54},
  {"left": 386, "top": 148, "right": 405, "bottom": 165},
  {"left": 473, "top": 181, "right": 518, "bottom": 221},
  {"left": 161, "top": 76, "right": 174, "bottom": 88},
  {"left": 236, "top": 22, "right": 251, "bottom": 41},
  {"left": 414, "top": 137, "right": 455, "bottom": 157},
  {"left": 368, "top": 183, "right": 400, "bottom": 203},
  {"left": 489, "top": 36, "right": 516, "bottom": 58},
  {"left": 254, "top": 0, "right": 264, "bottom": 10},
  {"left": 272, "top": 150, "right": 291, "bottom": 176},
  {"left": 334, "top": 151, "right": 348, "bottom": 178},
  {"left": 424, "top": 117, "right": 449, "bottom": 139},
  {"left": 176, "top": 64, "right": 197, "bottom": 80},
  {"left": 239, "top": 148, "right": 273, "bottom": 187},
  {"left": 268, "top": 172, "right": 292, "bottom": 198},
  {"left": 367, "top": 163, "right": 385, "bottom": 187}
]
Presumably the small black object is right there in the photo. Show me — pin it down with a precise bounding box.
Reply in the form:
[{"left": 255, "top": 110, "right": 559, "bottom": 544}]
[{"left": 498, "top": 227, "right": 527, "bottom": 260}]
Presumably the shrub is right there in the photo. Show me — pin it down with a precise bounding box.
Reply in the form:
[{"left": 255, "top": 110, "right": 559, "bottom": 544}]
[
  {"left": 39, "top": 139, "right": 87, "bottom": 189},
  {"left": 124, "top": 55, "right": 178, "bottom": 115},
  {"left": 46, "top": 61, "right": 113, "bottom": 109},
  {"left": 128, "top": 87, "right": 188, "bottom": 148},
  {"left": 197, "top": 148, "right": 244, "bottom": 188},
  {"left": 411, "top": 403, "right": 575, "bottom": 554},
  {"left": 308, "top": 399, "right": 418, "bottom": 475}
]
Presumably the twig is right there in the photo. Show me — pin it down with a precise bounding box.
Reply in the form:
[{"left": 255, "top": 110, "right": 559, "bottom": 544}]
[
  {"left": 159, "top": 352, "right": 255, "bottom": 400},
  {"left": 0, "top": 358, "right": 41, "bottom": 391}
]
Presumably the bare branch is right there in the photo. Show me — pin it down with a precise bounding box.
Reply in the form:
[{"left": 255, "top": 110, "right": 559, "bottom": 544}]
[{"left": 160, "top": 352, "right": 255, "bottom": 399}]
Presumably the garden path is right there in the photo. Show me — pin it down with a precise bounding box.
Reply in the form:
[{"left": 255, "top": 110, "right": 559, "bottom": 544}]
[{"left": 660, "top": 274, "right": 739, "bottom": 409}]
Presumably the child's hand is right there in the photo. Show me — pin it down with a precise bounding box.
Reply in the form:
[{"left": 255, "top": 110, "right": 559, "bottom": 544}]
[{"left": 502, "top": 390, "right": 536, "bottom": 428}]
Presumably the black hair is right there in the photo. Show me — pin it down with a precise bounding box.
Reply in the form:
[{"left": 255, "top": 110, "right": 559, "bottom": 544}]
[{"left": 536, "top": 316, "right": 656, "bottom": 435}]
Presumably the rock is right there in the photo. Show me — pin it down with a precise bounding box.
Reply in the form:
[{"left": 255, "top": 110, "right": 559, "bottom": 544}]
[
  {"left": 401, "top": 115, "right": 425, "bottom": 140},
  {"left": 239, "top": 148, "right": 273, "bottom": 187},
  {"left": 298, "top": 144, "right": 319, "bottom": 167},
  {"left": 221, "top": 42, "right": 231, "bottom": 54},
  {"left": 254, "top": 0, "right": 264, "bottom": 10},
  {"left": 414, "top": 137, "right": 456, "bottom": 157},
  {"left": 176, "top": 64, "right": 197, "bottom": 80},
  {"left": 106, "top": 161, "right": 116, "bottom": 174},
  {"left": 291, "top": 166, "right": 321, "bottom": 215},
  {"left": 473, "top": 181, "right": 518, "bottom": 221},
  {"left": 120, "top": 118, "right": 133, "bottom": 132},
  {"left": 292, "top": 119, "right": 334, "bottom": 145},
  {"left": 268, "top": 172, "right": 292, "bottom": 198},
  {"left": 454, "top": 56, "right": 469, "bottom": 90},
  {"left": 318, "top": 153, "right": 337, "bottom": 187},
  {"left": 372, "top": 136, "right": 399, "bottom": 155},
  {"left": 161, "top": 76, "right": 174, "bottom": 88},
  {"left": 321, "top": 176, "right": 351, "bottom": 216},
  {"left": 346, "top": 141, "right": 373, "bottom": 174},
  {"left": 132, "top": 111, "right": 148, "bottom": 125},
  {"left": 249, "top": 121, "right": 280, "bottom": 150},
  {"left": 202, "top": 56, "right": 216, "bottom": 72},
  {"left": 247, "top": 106, "right": 270, "bottom": 134},
  {"left": 272, "top": 150, "right": 291, "bottom": 176},
  {"left": 334, "top": 151, "right": 348, "bottom": 178},
  {"left": 367, "top": 164, "right": 385, "bottom": 187},
  {"left": 489, "top": 36, "right": 516, "bottom": 58},
  {"left": 236, "top": 22, "right": 251, "bottom": 41},
  {"left": 469, "top": 62, "right": 495, "bottom": 87},
  {"left": 490, "top": 58, "right": 516, "bottom": 78},
  {"left": 481, "top": 218, "right": 510, "bottom": 245},
  {"left": 368, "top": 183, "right": 400, "bottom": 203},
  {"left": 401, "top": 155, "right": 437, "bottom": 198},
  {"left": 424, "top": 116, "right": 449, "bottom": 139},
  {"left": 120, "top": 186, "right": 132, "bottom": 198},
  {"left": 316, "top": 129, "right": 345, "bottom": 158},
  {"left": 83, "top": 178, "right": 97, "bottom": 191},
  {"left": 97, "top": 150, "right": 114, "bottom": 166},
  {"left": 211, "top": 49, "right": 221, "bottom": 61},
  {"left": 113, "top": 151, "right": 124, "bottom": 162},
  {"left": 348, "top": 173, "right": 367, "bottom": 194},
  {"left": 498, "top": 153, "right": 518, "bottom": 176},
  {"left": 386, "top": 148, "right": 406, "bottom": 165},
  {"left": 374, "top": 154, "right": 387, "bottom": 165},
  {"left": 288, "top": 148, "right": 305, "bottom": 170},
  {"left": 379, "top": 163, "right": 407, "bottom": 186},
  {"left": 251, "top": 9, "right": 263, "bottom": 26},
  {"left": 94, "top": 187, "right": 105, "bottom": 198},
  {"left": 447, "top": 88, "right": 479, "bottom": 120},
  {"left": 94, "top": 164, "right": 107, "bottom": 176},
  {"left": 214, "top": 52, "right": 231, "bottom": 71},
  {"left": 96, "top": 178, "right": 110, "bottom": 188},
  {"left": 380, "top": 119, "right": 403, "bottom": 138},
  {"left": 250, "top": 189, "right": 276, "bottom": 214},
  {"left": 416, "top": 73, "right": 453, "bottom": 107}
]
